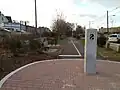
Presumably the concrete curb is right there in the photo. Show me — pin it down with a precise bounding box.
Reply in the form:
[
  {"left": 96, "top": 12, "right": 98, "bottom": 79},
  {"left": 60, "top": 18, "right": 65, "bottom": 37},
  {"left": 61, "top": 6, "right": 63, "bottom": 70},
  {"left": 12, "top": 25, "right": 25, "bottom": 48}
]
[{"left": 99, "top": 52, "right": 107, "bottom": 59}]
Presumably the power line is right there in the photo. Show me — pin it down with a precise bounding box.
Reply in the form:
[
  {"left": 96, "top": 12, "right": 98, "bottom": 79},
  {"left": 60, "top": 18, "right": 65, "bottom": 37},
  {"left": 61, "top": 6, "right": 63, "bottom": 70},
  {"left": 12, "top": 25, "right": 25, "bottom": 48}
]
[
  {"left": 93, "top": 14, "right": 106, "bottom": 22},
  {"left": 109, "top": 6, "right": 120, "bottom": 13},
  {"left": 87, "top": 6, "right": 120, "bottom": 28},
  {"left": 93, "top": 6, "right": 120, "bottom": 22},
  {"left": 114, "top": 10, "right": 120, "bottom": 15},
  {"left": 92, "top": 6, "right": 120, "bottom": 29}
]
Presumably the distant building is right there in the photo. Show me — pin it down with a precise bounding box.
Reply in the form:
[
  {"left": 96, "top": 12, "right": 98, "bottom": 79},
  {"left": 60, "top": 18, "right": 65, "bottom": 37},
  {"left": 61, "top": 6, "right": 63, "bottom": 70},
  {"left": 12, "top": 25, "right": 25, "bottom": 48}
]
[
  {"left": 5, "top": 16, "right": 12, "bottom": 23},
  {"left": 99, "top": 27, "right": 120, "bottom": 34},
  {"left": 0, "top": 11, "right": 9, "bottom": 27},
  {"left": 26, "top": 25, "right": 36, "bottom": 34},
  {"left": 37, "top": 27, "right": 51, "bottom": 35},
  {"left": 26, "top": 26, "right": 51, "bottom": 36},
  {"left": 3, "top": 22, "right": 26, "bottom": 32},
  {"left": 0, "top": 11, "right": 26, "bottom": 32}
]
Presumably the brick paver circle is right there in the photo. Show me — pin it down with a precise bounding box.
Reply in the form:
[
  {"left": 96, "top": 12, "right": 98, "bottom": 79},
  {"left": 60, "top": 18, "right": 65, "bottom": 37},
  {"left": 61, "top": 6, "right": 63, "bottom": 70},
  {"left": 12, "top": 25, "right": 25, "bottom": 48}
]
[{"left": 1, "top": 59, "right": 120, "bottom": 90}]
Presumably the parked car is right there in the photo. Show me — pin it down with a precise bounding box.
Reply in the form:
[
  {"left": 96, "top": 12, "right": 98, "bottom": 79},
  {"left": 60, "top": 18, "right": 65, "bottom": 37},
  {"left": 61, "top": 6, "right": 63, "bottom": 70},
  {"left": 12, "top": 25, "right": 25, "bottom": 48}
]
[{"left": 108, "top": 34, "right": 120, "bottom": 43}]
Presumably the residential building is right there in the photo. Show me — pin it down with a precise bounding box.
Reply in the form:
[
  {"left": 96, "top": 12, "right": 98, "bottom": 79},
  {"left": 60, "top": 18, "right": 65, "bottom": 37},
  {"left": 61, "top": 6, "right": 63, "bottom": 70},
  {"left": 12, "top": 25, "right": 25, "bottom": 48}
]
[
  {"left": 0, "top": 11, "right": 9, "bottom": 27},
  {"left": 5, "top": 16, "right": 12, "bottom": 23},
  {"left": 99, "top": 27, "right": 120, "bottom": 33},
  {"left": 26, "top": 26, "right": 51, "bottom": 36},
  {"left": 3, "top": 22, "right": 26, "bottom": 32},
  {"left": 37, "top": 27, "right": 51, "bottom": 35},
  {"left": 26, "top": 25, "right": 36, "bottom": 34},
  {"left": 0, "top": 11, "right": 26, "bottom": 32}
]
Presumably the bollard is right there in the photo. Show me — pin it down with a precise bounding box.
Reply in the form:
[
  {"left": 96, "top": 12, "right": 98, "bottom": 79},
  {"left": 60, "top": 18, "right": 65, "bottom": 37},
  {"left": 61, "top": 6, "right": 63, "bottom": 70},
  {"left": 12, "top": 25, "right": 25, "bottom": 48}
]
[{"left": 84, "top": 29, "right": 97, "bottom": 74}]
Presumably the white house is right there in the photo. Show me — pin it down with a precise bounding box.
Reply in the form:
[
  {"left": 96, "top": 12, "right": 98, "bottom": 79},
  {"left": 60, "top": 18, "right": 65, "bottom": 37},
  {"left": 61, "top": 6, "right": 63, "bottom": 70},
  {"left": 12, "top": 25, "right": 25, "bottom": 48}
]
[
  {"left": 0, "top": 11, "right": 8, "bottom": 27},
  {"left": 0, "top": 11, "right": 26, "bottom": 32},
  {"left": 3, "top": 22, "right": 26, "bottom": 32}
]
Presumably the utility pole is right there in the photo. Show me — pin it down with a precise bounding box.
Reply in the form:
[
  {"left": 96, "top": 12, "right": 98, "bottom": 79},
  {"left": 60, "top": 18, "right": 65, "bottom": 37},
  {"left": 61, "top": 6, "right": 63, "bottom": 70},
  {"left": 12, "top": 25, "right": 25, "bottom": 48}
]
[
  {"left": 35, "top": 0, "right": 38, "bottom": 36},
  {"left": 107, "top": 10, "right": 109, "bottom": 33},
  {"left": 89, "top": 21, "right": 91, "bottom": 28},
  {"left": 20, "top": 21, "right": 22, "bottom": 31}
]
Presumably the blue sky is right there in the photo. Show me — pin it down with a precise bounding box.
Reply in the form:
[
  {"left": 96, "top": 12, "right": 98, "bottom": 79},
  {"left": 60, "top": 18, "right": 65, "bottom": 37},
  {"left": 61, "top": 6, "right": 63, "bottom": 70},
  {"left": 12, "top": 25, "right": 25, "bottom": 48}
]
[{"left": 0, "top": 0, "right": 120, "bottom": 29}]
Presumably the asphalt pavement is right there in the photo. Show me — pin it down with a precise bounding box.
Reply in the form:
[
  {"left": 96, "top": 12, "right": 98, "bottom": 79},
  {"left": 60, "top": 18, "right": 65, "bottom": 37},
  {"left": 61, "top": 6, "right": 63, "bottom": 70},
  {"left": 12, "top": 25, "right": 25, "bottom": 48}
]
[
  {"left": 59, "top": 38, "right": 78, "bottom": 55},
  {"left": 72, "top": 38, "right": 84, "bottom": 56},
  {"left": 59, "top": 37, "right": 103, "bottom": 60},
  {"left": 59, "top": 37, "right": 84, "bottom": 58}
]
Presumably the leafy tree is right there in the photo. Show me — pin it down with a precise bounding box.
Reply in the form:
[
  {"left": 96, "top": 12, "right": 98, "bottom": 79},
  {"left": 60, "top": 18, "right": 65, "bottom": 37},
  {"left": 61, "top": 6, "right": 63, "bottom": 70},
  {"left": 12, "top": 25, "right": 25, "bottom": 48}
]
[
  {"left": 97, "top": 34, "right": 107, "bottom": 47},
  {"left": 65, "top": 22, "right": 74, "bottom": 37},
  {"left": 73, "top": 31, "right": 77, "bottom": 37},
  {"left": 76, "top": 25, "right": 84, "bottom": 34}
]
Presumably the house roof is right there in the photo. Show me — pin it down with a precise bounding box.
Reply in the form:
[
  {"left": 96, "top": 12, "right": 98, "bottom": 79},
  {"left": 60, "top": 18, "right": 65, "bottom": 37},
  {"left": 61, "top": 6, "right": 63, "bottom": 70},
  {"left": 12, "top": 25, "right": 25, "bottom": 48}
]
[{"left": 5, "top": 16, "right": 12, "bottom": 23}]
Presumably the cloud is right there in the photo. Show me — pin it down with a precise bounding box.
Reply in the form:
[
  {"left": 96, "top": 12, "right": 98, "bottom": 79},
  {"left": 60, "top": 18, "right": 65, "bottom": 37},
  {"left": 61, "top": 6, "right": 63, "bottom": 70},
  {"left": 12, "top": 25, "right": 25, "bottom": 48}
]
[
  {"left": 36, "top": 0, "right": 77, "bottom": 27},
  {"left": 77, "top": 0, "right": 120, "bottom": 9},
  {"left": 80, "top": 14, "right": 97, "bottom": 18},
  {"left": 0, "top": 0, "right": 120, "bottom": 29},
  {"left": 88, "top": 0, "right": 120, "bottom": 8},
  {"left": 0, "top": 0, "right": 35, "bottom": 25}
]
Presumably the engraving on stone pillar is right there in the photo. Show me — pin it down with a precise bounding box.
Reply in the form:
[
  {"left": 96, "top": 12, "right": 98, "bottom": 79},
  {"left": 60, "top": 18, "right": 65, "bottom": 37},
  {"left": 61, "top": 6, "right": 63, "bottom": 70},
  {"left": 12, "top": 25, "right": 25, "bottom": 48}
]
[{"left": 90, "top": 34, "right": 94, "bottom": 40}]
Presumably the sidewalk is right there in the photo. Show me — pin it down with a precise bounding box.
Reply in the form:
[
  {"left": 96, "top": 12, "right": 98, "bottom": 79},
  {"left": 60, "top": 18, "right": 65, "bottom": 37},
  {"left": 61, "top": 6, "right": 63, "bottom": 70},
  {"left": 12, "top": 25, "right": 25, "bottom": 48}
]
[{"left": 1, "top": 59, "right": 120, "bottom": 90}]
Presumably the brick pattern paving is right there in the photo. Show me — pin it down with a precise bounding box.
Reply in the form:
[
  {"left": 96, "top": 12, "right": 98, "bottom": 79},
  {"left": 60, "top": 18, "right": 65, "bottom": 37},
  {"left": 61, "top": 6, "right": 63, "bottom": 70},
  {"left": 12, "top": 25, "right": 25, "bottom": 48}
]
[{"left": 1, "top": 60, "right": 120, "bottom": 90}]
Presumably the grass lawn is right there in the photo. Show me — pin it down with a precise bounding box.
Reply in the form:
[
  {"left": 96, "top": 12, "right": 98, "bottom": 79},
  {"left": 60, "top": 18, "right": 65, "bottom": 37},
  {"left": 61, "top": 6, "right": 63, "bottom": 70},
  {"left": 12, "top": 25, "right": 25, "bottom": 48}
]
[
  {"left": 57, "top": 38, "right": 68, "bottom": 45},
  {"left": 98, "top": 47, "right": 120, "bottom": 61},
  {"left": 57, "top": 38, "right": 63, "bottom": 44},
  {"left": 81, "top": 39, "right": 85, "bottom": 46},
  {"left": 81, "top": 39, "right": 120, "bottom": 62}
]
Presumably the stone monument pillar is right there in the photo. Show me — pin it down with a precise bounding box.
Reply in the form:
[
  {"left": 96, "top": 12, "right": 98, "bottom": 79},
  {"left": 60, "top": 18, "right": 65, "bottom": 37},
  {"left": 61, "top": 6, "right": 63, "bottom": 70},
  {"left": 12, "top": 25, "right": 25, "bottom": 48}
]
[{"left": 84, "top": 29, "right": 97, "bottom": 74}]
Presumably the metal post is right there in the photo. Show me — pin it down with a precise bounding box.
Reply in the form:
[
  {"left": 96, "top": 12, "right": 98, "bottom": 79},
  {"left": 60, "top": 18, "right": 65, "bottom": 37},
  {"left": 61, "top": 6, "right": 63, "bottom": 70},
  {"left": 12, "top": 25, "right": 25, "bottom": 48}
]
[
  {"left": 20, "top": 21, "right": 21, "bottom": 31},
  {"left": 107, "top": 11, "right": 109, "bottom": 33},
  {"left": 89, "top": 21, "right": 91, "bottom": 28}
]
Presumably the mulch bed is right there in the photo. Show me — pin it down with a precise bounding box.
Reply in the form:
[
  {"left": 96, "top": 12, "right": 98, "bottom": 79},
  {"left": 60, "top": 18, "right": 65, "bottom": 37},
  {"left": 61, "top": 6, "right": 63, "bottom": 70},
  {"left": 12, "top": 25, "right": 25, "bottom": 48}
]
[{"left": 0, "top": 53, "right": 57, "bottom": 80}]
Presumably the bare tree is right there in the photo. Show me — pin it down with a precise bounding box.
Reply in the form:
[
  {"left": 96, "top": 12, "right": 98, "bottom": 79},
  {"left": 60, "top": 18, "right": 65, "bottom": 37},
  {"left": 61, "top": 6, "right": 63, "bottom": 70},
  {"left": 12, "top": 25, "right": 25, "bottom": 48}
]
[{"left": 51, "top": 12, "right": 74, "bottom": 37}]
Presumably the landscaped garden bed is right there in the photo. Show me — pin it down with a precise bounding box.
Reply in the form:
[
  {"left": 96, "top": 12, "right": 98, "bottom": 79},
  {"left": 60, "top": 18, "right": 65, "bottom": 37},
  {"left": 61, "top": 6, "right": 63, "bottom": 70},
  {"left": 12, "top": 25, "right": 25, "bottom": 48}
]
[{"left": 0, "top": 35, "right": 60, "bottom": 80}]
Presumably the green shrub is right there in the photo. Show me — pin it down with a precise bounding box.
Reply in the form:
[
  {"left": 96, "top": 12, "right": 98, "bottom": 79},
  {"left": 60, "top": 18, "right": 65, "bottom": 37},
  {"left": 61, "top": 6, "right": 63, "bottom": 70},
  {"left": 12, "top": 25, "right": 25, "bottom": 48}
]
[{"left": 97, "top": 34, "right": 107, "bottom": 47}]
